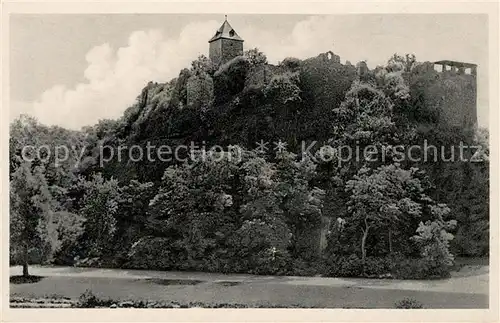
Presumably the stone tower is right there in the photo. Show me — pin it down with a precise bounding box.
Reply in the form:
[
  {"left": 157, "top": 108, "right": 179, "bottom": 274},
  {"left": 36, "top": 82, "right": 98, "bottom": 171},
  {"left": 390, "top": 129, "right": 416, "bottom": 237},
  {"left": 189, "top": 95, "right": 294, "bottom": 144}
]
[{"left": 208, "top": 16, "right": 244, "bottom": 66}]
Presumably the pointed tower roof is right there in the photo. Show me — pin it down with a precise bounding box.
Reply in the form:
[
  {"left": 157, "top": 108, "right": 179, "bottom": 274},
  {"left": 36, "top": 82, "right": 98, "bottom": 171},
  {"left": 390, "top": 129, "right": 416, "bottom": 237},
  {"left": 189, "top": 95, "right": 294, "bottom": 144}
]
[{"left": 208, "top": 17, "right": 244, "bottom": 43}]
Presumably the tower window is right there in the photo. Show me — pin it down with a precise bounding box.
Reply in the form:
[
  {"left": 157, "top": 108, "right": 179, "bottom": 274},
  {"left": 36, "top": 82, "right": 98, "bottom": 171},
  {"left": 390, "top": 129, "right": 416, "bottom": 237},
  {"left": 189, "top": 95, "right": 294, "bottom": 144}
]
[{"left": 229, "top": 29, "right": 235, "bottom": 37}]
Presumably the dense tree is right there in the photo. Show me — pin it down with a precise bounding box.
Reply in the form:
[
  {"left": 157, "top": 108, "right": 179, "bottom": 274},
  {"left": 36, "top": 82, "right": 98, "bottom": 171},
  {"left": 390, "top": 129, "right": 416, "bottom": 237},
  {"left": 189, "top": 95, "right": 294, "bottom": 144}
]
[
  {"left": 345, "top": 164, "right": 423, "bottom": 272},
  {"left": 10, "top": 115, "right": 88, "bottom": 187},
  {"left": 412, "top": 205, "right": 457, "bottom": 268},
  {"left": 128, "top": 147, "right": 326, "bottom": 273},
  {"left": 10, "top": 162, "right": 54, "bottom": 276},
  {"left": 145, "top": 149, "right": 243, "bottom": 271},
  {"left": 274, "top": 152, "right": 324, "bottom": 258},
  {"left": 345, "top": 163, "right": 456, "bottom": 276},
  {"left": 191, "top": 54, "right": 216, "bottom": 76},
  {"left": 244, "top": 48, "right": 268, "bottom": 66},
  {"left": 76, "top": 174, "right": 120, "bottom": 261}
]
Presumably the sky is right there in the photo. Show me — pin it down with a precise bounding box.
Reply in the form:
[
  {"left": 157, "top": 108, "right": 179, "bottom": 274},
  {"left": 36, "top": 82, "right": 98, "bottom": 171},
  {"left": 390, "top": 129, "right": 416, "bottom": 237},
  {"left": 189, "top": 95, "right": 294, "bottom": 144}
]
[{"left": 9, "top": 14, "right": 489, "bottom": 129}]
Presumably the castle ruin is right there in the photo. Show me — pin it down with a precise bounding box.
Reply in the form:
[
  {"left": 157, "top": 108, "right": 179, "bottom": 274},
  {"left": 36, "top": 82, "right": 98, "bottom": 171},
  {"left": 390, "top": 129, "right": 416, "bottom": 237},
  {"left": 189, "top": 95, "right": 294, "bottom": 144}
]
[{"left": 432, "top": 60, "right": 478, "bottom": 129}]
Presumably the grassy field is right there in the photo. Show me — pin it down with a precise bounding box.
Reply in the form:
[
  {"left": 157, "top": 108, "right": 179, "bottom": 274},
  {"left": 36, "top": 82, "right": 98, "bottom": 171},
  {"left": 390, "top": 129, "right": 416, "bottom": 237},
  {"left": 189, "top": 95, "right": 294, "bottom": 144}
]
[
  {"left": 10, "top": 271, "right": 488, "bottom": 308},
  {"left": 9, "top": 258, "right": 489, "bottom": 308}
]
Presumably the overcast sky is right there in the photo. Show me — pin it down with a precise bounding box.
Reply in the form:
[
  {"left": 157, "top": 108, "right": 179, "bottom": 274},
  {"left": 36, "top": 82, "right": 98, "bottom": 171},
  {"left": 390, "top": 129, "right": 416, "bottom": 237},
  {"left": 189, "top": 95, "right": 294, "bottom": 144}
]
[{"left": 10, "top": 14, "right": 489, "bottom": 129}]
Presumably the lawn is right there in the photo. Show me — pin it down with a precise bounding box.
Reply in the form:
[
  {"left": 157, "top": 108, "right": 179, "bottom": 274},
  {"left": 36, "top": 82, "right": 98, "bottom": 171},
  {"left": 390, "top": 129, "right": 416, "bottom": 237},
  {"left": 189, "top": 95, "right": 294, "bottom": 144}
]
[{"left": 10, "top": 273, "right": 488, "bottom": 309}]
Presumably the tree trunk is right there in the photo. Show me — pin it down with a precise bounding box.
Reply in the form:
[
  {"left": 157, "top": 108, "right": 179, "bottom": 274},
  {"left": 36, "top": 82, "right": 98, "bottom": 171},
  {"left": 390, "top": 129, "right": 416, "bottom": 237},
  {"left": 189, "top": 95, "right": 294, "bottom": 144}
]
[
  {"left": 388, "top": 228, "right": 393, "bottom": 254},
  {"left": 22, "top": 263, "right": 29, "bottom": 277},
  {"left": 22, "top": 243, "right": 29, "bottom": 277},
  {"left": 361, "top": 220, "right": 370, "bottom": 275}
]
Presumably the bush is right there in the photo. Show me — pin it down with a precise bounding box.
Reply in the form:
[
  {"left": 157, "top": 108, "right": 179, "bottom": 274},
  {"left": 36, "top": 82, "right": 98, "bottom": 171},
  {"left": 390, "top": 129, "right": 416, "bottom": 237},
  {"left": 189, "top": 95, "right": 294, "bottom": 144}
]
[
  {"left": 186, "top": 73, "right": 214, "bottom": 109},
  {"left": 72, "top": 295, "right": 324, "bottom": 308},
  {"left": 264, "top": 72, "right": 302, "bottom": 104},
  {"left": 247, "top": 248, "right": 292, "bottom": 275},
  {"left": 407, "top": 218, "right": 456, "bottom": 279},
  {"left": 323, "top": 254, "right": 363, "bottom": 277},
  {"left": 78, "top": 289, "right": 113, "bottom": 308},
  {"left": 287, "top": 258, "right": 323, "bottom": 276},
  {"left": 288, "top": 259, "right": 311, "bottom": 276},
  {"left": 74, "top": 257, "right": 102, "bottom": 268},
  {"left": 125, "top": 236, "right": 176, "bottom": 270},
  {"left": 321, "top": 253, "right": 453, "bottom": 279},
  {"left": 392, "top": 258, "right": 427, "bottom": 279},
  {"left": 280, "top": 57, "right": 301, "bottom": 70},
  {"left": 323, "top": 254, "right": 396, "bottom": 278},
  {"left": 364, "top": 256, "right": 393, "bottom": 277},
  {"left": 412, "top": 219, "right": 456, "bottom": 267},
  {"left": 394, "top": 297, "right": 424, "bottom": 309},
  {"left": 214, "top": 56, "right": 251, "bottom": 102},
  {"left": 391, "top": 257, "right": 450, "bottom": 279},
  {"left": 244, "top": 48, "right": 268, "bottom": 66}
]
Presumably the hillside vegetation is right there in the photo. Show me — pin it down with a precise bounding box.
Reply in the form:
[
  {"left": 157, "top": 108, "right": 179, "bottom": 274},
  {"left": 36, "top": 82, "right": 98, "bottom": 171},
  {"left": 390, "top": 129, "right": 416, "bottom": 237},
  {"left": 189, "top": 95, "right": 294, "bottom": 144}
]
[{"left": 10, "top": 50, "right": 489, "bottom": 279}]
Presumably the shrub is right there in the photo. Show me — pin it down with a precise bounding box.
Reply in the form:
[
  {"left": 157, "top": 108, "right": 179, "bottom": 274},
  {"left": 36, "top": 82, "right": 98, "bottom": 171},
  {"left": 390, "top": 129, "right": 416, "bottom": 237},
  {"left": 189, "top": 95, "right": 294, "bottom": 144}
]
[
  {"left": 264, "top": 72, "right": 302, "bottom": 104},
  {"left": 391, "top": 257, "right": 450, "bottom": 280},
  {"left": 394, "top": 297, "right": 424, "bottom": 309},
  {"left": 72, "top": 297, "right": 323, "bottom": 308},
  {"left": 190, "top": 55, "right": 216, "bottom": 76},
  {"left": 74, "top": 257, "right": 102, "bottom": 268},
  {"left": 409, "top": 218, "right": 456, "bottom": 278},
  {"left": 214, "top": 56, "right": 250, "bottom": 101},
  {"left": 169, "top": 68, "right": 192, "bottom": 108},
  {"left": 244, "top": 48, "right": 268, "bottom": 66},
  {"left": 125, "top": 236, "right": 176, "bottom": 270},
  {"left": 78, "top": 289, "right": 113, "bottom": 308},
  {"left": 324, "top": 254, "right": 363, "bottom": 277},
  {"left": 364, "top": 256, "right": 393, "bottom": 277},
  {"left": 186, "top": 73, "right": 214, "bottom": 110},
  {"left": 323, "top": 255, "right": 396, "bottom": 278},
  {"left": 288, "top": 258, "right": 327, "bottom": 276},
  {"left": 412, "top": 218, "right": 456, "bottom": 266},
  {"left": 247, "top": 248, "right": 292, "bottom": 275},
  {"left": 392, "top": 257, "right": 427, "bottom": 279},
  {"left": 280, "top": 57, "right": 301, "bottom": 70}
]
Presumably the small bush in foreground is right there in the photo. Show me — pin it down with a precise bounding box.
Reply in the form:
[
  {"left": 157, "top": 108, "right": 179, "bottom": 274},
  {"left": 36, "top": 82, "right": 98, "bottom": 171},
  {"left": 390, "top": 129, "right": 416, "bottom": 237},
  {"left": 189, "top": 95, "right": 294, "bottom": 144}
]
[
  {"left": 75, "top": 291, "right": 330, "bottom": 308},
  {"left": 78, "top": 289, "right": 114, "bottom": 308},
  {"left": 394, "top": 297, "right": 424, "bottom": 309}
]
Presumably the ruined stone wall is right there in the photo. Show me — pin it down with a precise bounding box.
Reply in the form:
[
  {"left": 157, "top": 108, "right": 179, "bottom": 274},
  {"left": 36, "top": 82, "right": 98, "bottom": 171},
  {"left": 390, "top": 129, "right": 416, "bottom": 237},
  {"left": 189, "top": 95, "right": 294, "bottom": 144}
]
[
  {"left": 436, "top": 71, "right": 477, "bottom": 129},
  {"left": 299, "top": 53, "right": 357, "bottom": 142},
  {"left": 409, "top": 62, "right": 477, "bottom": 129},
  {"left": 244, "top": 64, "right": 277, "bottom": 90}
]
